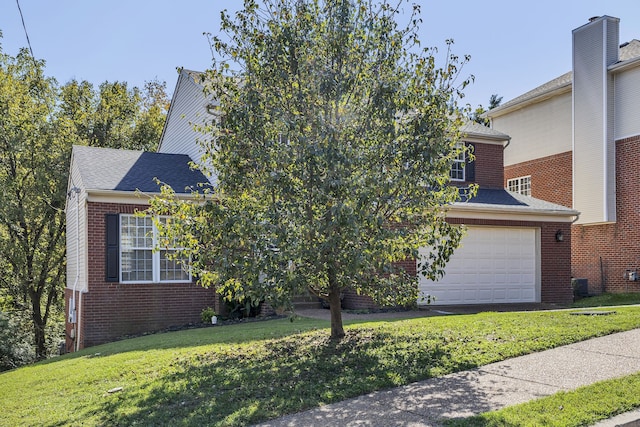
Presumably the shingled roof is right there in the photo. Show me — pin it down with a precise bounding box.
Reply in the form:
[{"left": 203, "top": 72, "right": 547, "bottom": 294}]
[
  {"left": 460, "top": 119, "right": 510, "bottom": 141},
  {"left": 488, "top": 40, "right": 640, "bottom": 117},
  {"left": 71, "top": 145, "right": 210, "bottom": 194},
  {"left": 456, "top": 188, "right": 578, "bottom": 217}
]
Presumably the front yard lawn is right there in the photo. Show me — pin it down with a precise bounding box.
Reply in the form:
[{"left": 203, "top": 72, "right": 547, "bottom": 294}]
[
  {"left": 572, "top": 292, "right": 640, "bottom": 308},
  {"left": 2, "top": 306, "right": 640, "bottom": 426}
]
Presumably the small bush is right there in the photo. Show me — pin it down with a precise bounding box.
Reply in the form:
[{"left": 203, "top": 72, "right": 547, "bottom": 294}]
[
  {"left": 200, "top": 307, "right": 217, "bottom": 323},
  {"left": 0, "top": 311, "right": 34, "bottom": 371}
]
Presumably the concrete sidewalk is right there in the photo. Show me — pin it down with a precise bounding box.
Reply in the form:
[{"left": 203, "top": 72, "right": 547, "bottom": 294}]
[{"left": 256, "top": 328, "right": 640, "bottom": 427}]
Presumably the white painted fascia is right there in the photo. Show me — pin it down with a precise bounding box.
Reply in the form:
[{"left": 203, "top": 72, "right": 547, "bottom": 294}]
[
  {"left": 609, "top": 56, "right": 640, "bottom": 74},
  {"left": 85, "top": 189, "right": 211, "bottom": 205},
  {"left": 447, "top": 204, "right": 580, "bottom": 223}
]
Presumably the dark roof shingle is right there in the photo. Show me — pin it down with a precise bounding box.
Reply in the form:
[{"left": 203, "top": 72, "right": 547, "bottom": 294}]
[{"left": 72, "top": 145, "right": 210, "bottom": 193}]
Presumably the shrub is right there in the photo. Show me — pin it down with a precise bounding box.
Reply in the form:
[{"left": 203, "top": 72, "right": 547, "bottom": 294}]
[{"left": 0, "top": 311, "right": 35, "bottom": 371}]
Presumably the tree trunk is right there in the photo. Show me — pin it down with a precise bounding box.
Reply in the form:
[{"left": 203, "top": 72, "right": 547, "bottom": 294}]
[
  {"left": 327, "top": 263, "right": 345, "bottom": 339},
  {"left": 30, "top": 289, "right": 47, "bottom": 360},
  {"left": 328, "top": 288, "right": 344, "bottom": 339}
]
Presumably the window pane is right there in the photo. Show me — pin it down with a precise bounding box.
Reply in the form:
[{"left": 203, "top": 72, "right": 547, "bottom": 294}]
[
  {"left": 121, "top": 248, "right": 153, "bottom": 282},
  {"left": 120, "top": 214, "right": 190, "bottom": 283},
  {"left": 160, "top": 250, "right": 190, "bottom": 281},
  {"left": 449, "top": 143, "right": 465, "bottom": 181},
  {"left": 507, "top": 176, "right": 531, "bottom": 196},
  {"left": 450, "top": 162, "right": 464, "bottom": 181}
]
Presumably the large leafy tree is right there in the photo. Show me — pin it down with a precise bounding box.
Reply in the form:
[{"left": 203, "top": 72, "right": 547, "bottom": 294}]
[
  {"left": 60, "top": 79, "right": 169, "bottom": 151},
  {"left": 151, "top": 0, "right": 474, "bottom": 339},
  {"left": 0, "top": 44, "right": 169, "bottom": 362},
  {"left": 0, "top": 48, "right": 69, "bottom": 360}
]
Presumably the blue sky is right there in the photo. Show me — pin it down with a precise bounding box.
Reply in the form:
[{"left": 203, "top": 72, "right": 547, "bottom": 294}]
[{"left": 1, "top": 1, "right": 638, "bottom": 109}]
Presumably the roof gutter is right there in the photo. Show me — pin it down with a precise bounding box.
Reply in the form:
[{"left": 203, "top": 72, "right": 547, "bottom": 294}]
[
  {"left": 609, "top": 56, "right": 640, "bottom": 73},
  {"left": 447, "top": 203, "right": 580, "bottom": 222},
  {"left": 487, "top": 83, "right": 572, "bottom": 118},
  {"left": 85, "top": 188, "right": 212, "bottom": 204}
]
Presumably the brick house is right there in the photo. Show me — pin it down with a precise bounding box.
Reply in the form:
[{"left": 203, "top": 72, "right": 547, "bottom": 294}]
[
  {"left": 344, "top": 120, "right": 579, "bottom": 309},
  {"left": 487, "top": 16, "right": 640, "bottom": 295},
  {"left": 64, "top": 70, "right": 578, "bottom": 351},
  {"left": 64, "top": 146, "right": 216, "bottom": 352}
]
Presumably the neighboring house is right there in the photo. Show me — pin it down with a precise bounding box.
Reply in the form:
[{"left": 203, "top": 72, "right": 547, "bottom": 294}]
[
  {"left": 65, "top": 69, "right": 578, "bottom": 351},
  {"left": 346, "top": 120, "right": 579, "bottom": 308},
  {"left": 64, "top": 146, "right": 216, "bottom": 352},
  {"left": 160, "top": 69, "right": 579, "bottom": 308},
  {"left": 487, "top": 16, "right": 640, "bottom": 295}
]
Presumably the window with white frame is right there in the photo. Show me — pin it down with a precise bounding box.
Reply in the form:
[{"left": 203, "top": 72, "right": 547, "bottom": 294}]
[
  {"left": 507, "top": 176, "right": 532, "bottom": 196},
  {"left": 120, "top": 214, "right": 190, "bottom": 283},
  {"left": 449, "top": 142, "right": 465, "bottom": 181}
]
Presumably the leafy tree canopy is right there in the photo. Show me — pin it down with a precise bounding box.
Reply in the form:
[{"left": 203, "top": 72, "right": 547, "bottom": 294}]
[
  {"left": 0, "top": 41, "right": 169, "bottom": 361},
  {"left": 150, "top": 0, "right": 475, "bottom": 339},
  {"left": 470, "top": 93, "right": 502, "bottom": 126}
]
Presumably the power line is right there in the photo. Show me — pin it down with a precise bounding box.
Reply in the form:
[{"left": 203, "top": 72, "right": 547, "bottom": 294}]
[
  {"left": 15, "top": 0, "right": 37, "bottom": 61},
  {"left": 14, "top": 0, "right": 54, "bottom": 118}
]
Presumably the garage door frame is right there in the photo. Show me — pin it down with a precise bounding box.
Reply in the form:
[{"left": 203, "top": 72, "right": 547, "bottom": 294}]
[{"left": 417, "top": 225, "right": 541, "bottom": 305}]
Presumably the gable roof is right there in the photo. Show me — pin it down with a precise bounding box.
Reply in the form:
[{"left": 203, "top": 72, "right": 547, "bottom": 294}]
[
  {"left": 488, "top": 40, "right": 640, "bottom": 117},
  {"left": 461, "top": 119, "right": 510, "bottom": 142},
  {"left": 72, "top": 145, "right": 210, "bottom": 194}
]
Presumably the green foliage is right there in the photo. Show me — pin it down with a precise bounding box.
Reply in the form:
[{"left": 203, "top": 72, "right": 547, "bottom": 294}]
[
  {"left": 0, "top": 47, "right": 68, "bottom": 359},
  {"left": 469, "top": 93, "right": 502, "bottom": 126},
  {"left": 60, "top": 78, "right": 169, "bottom": 151},
  {"left": 150, "top": 0, "right": 475, "bottom": 338},
  {"left": 0, "top": 41, "right": 169, "bottom": 360},
  {"left": 3, "top": 307, "right": 640, "bottom": 426},
  {"left": 0, "top": 311, "right": 34, "bottom": 371},
  {"left": 200, "top": 306, "right": 217, "bottom": 323}
]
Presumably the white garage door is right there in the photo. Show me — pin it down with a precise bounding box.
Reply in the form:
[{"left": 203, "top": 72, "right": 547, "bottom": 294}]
[{"left": 418, "top": 227, "right": 539, "bottom": 305}]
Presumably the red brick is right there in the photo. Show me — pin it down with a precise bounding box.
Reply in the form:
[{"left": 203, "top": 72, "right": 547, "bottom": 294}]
[{"left": 505, "top": 136, "right": 640, "bottom": 296}]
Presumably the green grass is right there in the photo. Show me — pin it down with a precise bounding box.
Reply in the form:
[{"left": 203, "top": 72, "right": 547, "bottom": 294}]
[
  {"left": 3, "top": 307, "right": 640, "bottom": 426},
  {"left": 447, "top": 373, "right": 640, "bottom": 427},
  {"left": 572, "top": 292, "right": 640, "bottom": 308}
]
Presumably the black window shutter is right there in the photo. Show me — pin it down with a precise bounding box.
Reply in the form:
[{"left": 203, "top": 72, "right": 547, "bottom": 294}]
[
  {"left": 465, "top": 142, "right": 475, "bottom": 182},
  {"left": 105, "top": 214, "right": 120, "bottom": 282}
]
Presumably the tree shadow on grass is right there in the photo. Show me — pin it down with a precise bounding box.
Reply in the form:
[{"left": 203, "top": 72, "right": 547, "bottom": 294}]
[{"left": 97, "top": 327, "right": 485, "bottom": 427}]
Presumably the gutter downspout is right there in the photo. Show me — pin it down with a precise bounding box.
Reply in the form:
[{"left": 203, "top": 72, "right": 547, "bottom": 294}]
[
  {"left": 68, "top": 187, "right": 81, "bottom": 351},
  {"left": 76, "top": 195, "right": 88, "bottom": 352}
]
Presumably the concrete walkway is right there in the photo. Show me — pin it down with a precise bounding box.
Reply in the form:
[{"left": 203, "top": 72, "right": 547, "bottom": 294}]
[{"left": 256, "top": 318, "right": 640, "bottom": 427}]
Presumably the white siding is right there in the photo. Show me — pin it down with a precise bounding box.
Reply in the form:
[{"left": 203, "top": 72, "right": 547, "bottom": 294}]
[
  {"left": 159, "top": 71, "right": 215, "bottom": 177},
  {"left": 572, "top": 16, "right": 618, "bottom": 225},
  {"left": 497, "top": 93, "right": 572, "bottom": 167},
  {"left": 66, "top": 156, "right": 88, "bottom": 291},
  {"left": 615, "top": 65, "right": 640, "bottom": 139}
]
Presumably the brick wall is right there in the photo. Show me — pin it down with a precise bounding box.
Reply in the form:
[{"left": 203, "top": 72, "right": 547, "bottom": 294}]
[
  {"left": 504, "top": 151, "right": 572, "bottom": 208},
  {"left": 505, "top": 139, "right": 640, "bottom": 295},
  {"left": 571, "top": 136, "right": 640, "bottom": 294},
  {"left": 342, "top": 217, "right": 574, "bottom": 309},
  {"left": 65, "top": 201, "right": 217, "bottom": 350},
  {"left": 472, "top": 143, "right": 505, "bottom": 188}
]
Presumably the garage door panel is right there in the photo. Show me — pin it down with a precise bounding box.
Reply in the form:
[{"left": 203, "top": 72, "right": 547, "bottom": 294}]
[{"left": 418, "top": 227, "right": 538, "bottom": 305}]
